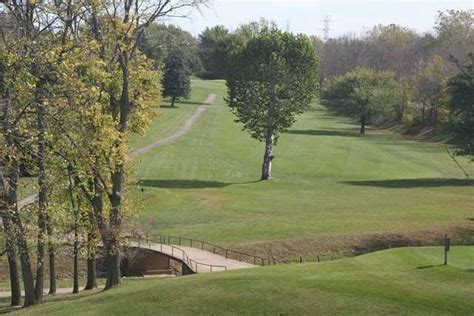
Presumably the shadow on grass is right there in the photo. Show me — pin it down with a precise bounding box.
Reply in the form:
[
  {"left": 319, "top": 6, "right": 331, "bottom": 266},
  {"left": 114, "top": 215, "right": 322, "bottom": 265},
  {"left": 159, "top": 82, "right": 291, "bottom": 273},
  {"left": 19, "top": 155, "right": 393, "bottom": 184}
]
[
  {"left": 342, "top": 178, "right": 472, "bottom": 188},
  {"left": 0, "top": 290, "right": 104, "bottom": 314},
  {"left": 416, "top": 265, "right": 442, "bottom": 270},
  {"left": 286, "top": 129, "right": 361, "bottom": 137},
  {"left": 159, "top": 105, "right": 180, "bottom": 109},
  {"left": 139, "top": 179, "right": 260, "bottom": 189}
]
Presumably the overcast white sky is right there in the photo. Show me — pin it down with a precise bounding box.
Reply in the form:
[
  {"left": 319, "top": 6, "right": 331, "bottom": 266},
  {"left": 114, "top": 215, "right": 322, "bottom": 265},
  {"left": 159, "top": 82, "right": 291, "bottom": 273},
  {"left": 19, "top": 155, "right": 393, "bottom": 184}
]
[{"left": 169, "top": 0, "right": 473, "bottom": 38}]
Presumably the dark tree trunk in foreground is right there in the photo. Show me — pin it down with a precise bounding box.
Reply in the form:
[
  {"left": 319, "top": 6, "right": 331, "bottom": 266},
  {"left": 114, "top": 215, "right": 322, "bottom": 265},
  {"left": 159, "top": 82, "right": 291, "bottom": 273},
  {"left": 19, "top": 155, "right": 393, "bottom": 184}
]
[
  {"left": 360, "top": 116, "right": 366, "bottom": 135},
  {"left": 85, "top": 257, "right": 97, "bottom": 290},
  {"left": 2, "top": 218, "right": 22, "bottom": 306},
  {"left": 3, "top": 91, "right": 36, "bottom": 306},
  {"left": 1, "top": 146, "right": 21, "bottom": 307},
  {"left": 261, "top": 134, "right": 274, "bottom": 180},
  {"left": 73, "top": 233, "right": 79, "bottom": 294},
  {"left": 84, "top": 211, "right": 97, "bottom": 290},
  {"left": 9, "top": 163, "right": 36, "bottom": 307},
  {"left": 47, "top": 219, "right": 56, "bottom": 294},
  {"left": 35, "top": 100, "right": 48, "bottom": 303},
  {"left": 105, "top": 168, "right": 122, "bottom": 289}
]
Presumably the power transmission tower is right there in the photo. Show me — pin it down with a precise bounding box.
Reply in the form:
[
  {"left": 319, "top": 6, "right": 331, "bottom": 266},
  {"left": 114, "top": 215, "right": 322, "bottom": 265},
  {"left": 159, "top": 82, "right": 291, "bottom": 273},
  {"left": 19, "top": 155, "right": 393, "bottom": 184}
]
[{"left": 321, "top": 15, "right": 333, "bottom": 41}]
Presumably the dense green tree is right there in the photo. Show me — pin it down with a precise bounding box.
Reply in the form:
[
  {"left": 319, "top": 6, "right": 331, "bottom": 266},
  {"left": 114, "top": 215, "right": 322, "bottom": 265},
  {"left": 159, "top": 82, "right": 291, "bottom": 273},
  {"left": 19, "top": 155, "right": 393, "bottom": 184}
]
[
  {"left": 226, "top": 30, "right": 318, "bottom": 180},
  {"left": 163, "top": 49, "right": 192, "bottom": 107},
  {"left": 138, "top": 24, "right": 201, "bottom": 73},
  {"left": 323, "top": 68, "right": 398, "bottom": 134},
  {"left": 448, "top": 53, "right": 474, "bottom": 159},
  {"left": 198, "top": 26, "right": 237, "bottom": 79}
]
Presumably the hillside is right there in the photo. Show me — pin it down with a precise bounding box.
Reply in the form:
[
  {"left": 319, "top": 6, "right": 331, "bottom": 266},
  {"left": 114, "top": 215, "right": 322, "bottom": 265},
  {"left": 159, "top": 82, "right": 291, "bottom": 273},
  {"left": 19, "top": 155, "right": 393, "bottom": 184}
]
[{"left": 12, "top": 246, "right": 474, "bottom": 315}]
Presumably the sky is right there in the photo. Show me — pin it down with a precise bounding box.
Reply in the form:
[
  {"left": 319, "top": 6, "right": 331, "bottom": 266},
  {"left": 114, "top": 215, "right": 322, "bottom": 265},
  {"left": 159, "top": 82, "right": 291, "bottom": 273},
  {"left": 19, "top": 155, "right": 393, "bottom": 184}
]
[{"left": 168, "top": 0, "right": 473, "bottom": 38}]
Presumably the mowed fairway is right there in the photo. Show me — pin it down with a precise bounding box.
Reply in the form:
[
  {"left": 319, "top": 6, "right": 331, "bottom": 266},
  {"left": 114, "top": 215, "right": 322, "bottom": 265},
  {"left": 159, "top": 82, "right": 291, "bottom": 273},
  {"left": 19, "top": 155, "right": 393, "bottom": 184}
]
[
  {"left": 14, "top": 246, "right": 474, "bottom": 315},
  {"left": 134, "top": 79, "right": 474, "bottom": 246}
]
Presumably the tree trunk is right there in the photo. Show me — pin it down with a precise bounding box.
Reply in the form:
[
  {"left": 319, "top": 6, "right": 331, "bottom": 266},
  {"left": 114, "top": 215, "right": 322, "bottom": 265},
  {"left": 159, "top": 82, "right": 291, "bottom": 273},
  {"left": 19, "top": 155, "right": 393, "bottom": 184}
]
[
  {"left": 360, "top": 116, "right": 366, "bottom": 135},
  {"left": 73, "top": 231, "right": 79, "bottom": 294},
  {"left": 3, "top": 92, "right": 35, "bottom": 306},
  {"left": 171, "top": 95, "right": 176, "bottom": 107},
  {"left": 47, "top": 218, "right": 56, "bottom": 295},
  {"left": 84, "top": 211, "right": 97, "bottom": 290},
  {"left": 105, "top": 168, "right": 122, "bottom": 289},
  {"left": 1, "top": 166, "right": 21, "bottom": 307},
  {"left": 35, "top": 100, "right": 48, "bottom": 303},
  {"left": 84, "top": 257, "right": 97, "bottom": 290},
  {"left": 105, "top": 251, "right": 120, "bottom": 290},
  {"left": 2, "top": 217, "right": 22, "bottom": 306},
  {"left": 421, "top": 101, "right": 426, "bottom": 126},
  {"left": 261, "top": 135, "right": 274, "bottom": 180},
  {"left": 9, "top": 162, "right": 36, "bottom": 307}
]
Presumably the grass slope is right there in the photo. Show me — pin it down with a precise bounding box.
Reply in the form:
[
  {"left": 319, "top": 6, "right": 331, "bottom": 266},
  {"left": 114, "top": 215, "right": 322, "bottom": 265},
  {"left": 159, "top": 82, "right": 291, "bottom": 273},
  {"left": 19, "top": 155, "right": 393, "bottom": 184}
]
[
  {"left": 13, "top": 246, "right": 474, "bottom": 315},
  {"left": 134, "top": 79, "right": 473, "bottom": 246}
]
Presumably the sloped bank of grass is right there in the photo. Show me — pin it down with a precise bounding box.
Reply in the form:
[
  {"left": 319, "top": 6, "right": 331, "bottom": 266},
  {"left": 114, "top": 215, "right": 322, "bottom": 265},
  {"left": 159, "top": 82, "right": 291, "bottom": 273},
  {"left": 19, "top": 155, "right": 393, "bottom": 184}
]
[{"left": 13, "top": 246, "right": 474, "bottom": 315}]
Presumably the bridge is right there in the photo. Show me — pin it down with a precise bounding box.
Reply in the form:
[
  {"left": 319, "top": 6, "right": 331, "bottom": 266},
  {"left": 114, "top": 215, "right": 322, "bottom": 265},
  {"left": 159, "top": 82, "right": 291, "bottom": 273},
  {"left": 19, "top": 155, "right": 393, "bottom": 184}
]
[{"left": 124, "top": 235, "right": 271, "bottom": 276}]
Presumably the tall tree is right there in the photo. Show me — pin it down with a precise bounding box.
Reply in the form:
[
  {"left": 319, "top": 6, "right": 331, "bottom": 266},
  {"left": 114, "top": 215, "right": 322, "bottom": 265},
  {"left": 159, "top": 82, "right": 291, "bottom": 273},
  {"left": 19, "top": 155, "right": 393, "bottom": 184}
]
[
  {"left": 83, "top": 0, "right": 206, "bottom": 289},
  {"left": 198, "top": 25, "right": 236, "bottom": 79},
  {"left": 163, "top": 49, "right": 191, "bottom": 107},
  {"left": 138, "top": 23, "right": 201, "bottom": 73},
  {"left": 323, "top": 68, "right": 398, "bottom": 134},
  {"left": 447, "top": 53, "right": 474, "bottom": 159},
  {"left": 226, "top": 30, "right": 318, "bottom": 180}
]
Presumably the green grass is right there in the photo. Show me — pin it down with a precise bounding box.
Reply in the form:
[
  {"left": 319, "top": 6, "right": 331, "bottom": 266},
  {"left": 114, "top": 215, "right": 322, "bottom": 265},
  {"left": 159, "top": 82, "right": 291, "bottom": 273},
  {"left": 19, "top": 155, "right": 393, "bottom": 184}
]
[
  {"left": 129, "top": 79, "right": 224, "bottom": 151},
  {"left": 12, "top": 246, "right": 474, "bottom": 315},
  {"left": 133, "top": 79, "right": 474, "bottom": 246}
]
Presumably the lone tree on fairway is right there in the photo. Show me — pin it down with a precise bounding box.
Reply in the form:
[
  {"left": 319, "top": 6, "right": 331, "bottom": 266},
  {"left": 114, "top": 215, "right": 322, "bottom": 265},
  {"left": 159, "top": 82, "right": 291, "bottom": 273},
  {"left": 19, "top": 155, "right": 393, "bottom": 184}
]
[
  {"left": 163, "top": 49, "right": 192, "bottom": 107},
  {"left": 226, "top": 30, "right": 318, "bottom": 180},
  {"left": 323, "top": 68, "right": 398, "bottom": 134}
]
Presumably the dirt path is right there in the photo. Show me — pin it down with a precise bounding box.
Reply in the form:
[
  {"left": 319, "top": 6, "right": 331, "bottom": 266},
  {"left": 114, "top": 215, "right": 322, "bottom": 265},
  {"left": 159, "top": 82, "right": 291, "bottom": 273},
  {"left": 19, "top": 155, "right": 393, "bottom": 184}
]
[
  {"left": 14, "top": 94, "right": 217, "bottom": 210},
  {"left": 129, "top": 93, "right": 218, "bottom": 157}
]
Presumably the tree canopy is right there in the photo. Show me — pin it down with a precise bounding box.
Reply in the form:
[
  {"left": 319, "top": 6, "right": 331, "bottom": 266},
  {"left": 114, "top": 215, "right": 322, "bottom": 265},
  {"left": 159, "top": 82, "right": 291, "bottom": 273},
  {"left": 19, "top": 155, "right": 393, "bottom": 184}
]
[
  {"left": 448, "top": 53, "right": 474, "bottom": 159},
  {"left": 226, "top": 29, "right": 318, "bottom": 180},
  {"left": 163, "top": 49, "right": 192, "bottom": 107},
  {"left": 323, "top": 68, "right": 400, "bottom": 134}
]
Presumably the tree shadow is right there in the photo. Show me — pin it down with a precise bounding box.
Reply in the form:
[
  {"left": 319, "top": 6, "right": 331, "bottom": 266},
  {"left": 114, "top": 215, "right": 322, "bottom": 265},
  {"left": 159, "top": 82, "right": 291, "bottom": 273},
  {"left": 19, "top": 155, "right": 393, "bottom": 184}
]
[
  {"left": 178, "top": 100, "right": 206, "bottom": 106},
  {"left": 138, "top": 179, "right": 260, "bottom": 189},
  {"left": 416, "top": 265, "right": 442, "bottom": 270},
  {"left": 286, "top": 129, "right": 361, "bottom": 137},
  {"left": 159, "top": 105, "right": 180, "bottom": 109},
  {"left": 342, "top": 178, "right": 472, "bottom": 189}
]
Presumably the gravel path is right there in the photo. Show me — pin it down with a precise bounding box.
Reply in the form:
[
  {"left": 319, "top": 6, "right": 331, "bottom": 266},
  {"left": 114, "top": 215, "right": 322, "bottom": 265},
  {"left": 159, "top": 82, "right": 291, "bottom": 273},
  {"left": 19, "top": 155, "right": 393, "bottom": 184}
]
[{"left": 129, "top": 93, "right": 217, "bottom": 157}]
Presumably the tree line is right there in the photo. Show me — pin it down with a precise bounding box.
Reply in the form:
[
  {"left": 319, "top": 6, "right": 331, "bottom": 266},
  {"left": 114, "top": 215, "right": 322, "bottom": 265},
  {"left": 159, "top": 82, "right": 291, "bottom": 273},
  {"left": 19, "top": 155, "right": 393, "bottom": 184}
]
[
  {"left": 0, "top": 0, "right": 206, "bottom": 308},
  {"left": 320, "top": 10, "right": 473, "bottom": 154},
  {"left": 141, "top": 11, "right": 471, "bottom": 173}
]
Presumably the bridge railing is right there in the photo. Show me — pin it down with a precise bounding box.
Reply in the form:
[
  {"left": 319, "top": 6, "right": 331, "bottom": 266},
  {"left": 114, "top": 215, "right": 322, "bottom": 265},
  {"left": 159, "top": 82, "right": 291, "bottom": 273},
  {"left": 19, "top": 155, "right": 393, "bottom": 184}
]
[
  {"left": 154, "top": 234, "right": 272, "bottom": 267},
  {"left": 126, "top": 235, "right": 228, "bottom": 273}
]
